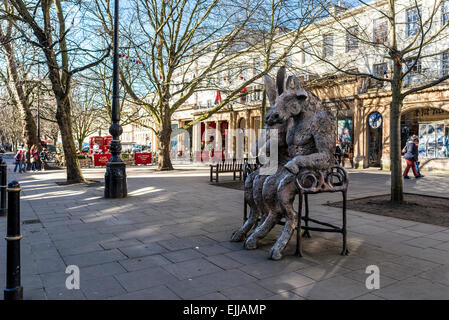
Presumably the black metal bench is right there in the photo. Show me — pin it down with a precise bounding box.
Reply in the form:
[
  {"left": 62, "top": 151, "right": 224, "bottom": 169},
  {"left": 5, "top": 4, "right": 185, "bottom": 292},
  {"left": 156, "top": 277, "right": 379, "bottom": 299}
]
[
  {"left": 294, "top": 166, "right": 349, "bottom": 257},
  {"left": 242, "top": 165, "right": 349, "bottom": 257},
  {"left": 210, "top": 158, "right": 244, "bottom": 183}
]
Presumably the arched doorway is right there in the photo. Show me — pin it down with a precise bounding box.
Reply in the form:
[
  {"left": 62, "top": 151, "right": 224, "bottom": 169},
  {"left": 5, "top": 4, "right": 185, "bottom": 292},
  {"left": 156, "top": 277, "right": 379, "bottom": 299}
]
[
  {"left": 368, "top": 112, "right": 383, "bottom": 167},
  {"left": 401, "top": 107, "right": 449, "bottom": 159}
]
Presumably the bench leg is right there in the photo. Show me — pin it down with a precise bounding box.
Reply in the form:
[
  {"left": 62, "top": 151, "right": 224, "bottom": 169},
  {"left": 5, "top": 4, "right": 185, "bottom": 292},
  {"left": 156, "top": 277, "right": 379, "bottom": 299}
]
[
  {"left": 302, "top": 194, "right": 311, "bottom": 238},
  {"left": 216, "top": 166, "right": 219, "bottom": 183},
  {"left": 341, "top": 190, "right": 349, "bottom": 255},
  {"left": 210, "top": 166, "right": 213, "bottom": 182},
  {"left": 296, "top": 192, "right": 303, "bottom": 257},
  {"left": 233, "top": 170, "right": 236, "bottom": 180}
]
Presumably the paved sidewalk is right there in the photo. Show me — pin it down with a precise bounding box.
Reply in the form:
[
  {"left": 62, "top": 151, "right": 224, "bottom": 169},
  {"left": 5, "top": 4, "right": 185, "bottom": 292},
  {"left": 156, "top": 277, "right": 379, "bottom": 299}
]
[{"left": 0, "top": 159, "right": 448, "bottom": 300}]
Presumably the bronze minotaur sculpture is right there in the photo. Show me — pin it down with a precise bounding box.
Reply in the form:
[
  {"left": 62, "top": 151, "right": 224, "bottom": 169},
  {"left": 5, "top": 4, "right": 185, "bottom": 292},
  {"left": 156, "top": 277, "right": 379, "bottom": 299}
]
[{"left": 232, "top": 67, "right": 341, "bottom": 260}]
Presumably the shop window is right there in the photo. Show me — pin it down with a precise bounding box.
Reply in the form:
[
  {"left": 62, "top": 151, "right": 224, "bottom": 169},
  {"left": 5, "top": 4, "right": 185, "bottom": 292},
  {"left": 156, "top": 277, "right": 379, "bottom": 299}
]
[
  {"left": 406, "top": 7, "right": 421, "bottom": 37},
  {"left": 337, "top": 117, "right": 354, "bottom": 161},
  {"left": 418, "top": 123, "right": 449, "bottom": 158},
  {"left": 346, "top": 26, "right": 359, "bottom": 52},
  {"left": 323, "top": 34, "right": 334, "bottom": 58},
  {"left": 401, "top": 108, "right": 449, "bottom": 158},
  {"left": 373, "top": 18, "right": 388, "bottom": 44}
]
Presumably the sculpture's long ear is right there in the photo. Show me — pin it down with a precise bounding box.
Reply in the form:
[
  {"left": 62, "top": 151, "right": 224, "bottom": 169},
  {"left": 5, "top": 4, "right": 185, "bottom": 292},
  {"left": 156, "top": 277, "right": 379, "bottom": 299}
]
[
  {"left": 264, "top": 74, "right": 277, "bottom": 106},
  {"left": 287, "top": 75, "right": 302, "bottom": 90},
  {"left": 276, "top": 66, "right": 286, "bottom": 96}
]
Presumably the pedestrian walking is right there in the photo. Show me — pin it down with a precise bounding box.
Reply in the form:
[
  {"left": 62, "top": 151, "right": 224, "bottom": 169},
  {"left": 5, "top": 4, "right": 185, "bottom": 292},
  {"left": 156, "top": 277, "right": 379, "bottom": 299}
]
[
  {"left": 335, "top": 140, "right": 342, "bottom": 165},
  {"left": 13, "top": 150, "right": 23, "bottom": 173},
  {"left": 30, "top": 145, "right": 39, "bottom": 171},
  {"left": 402, "top": 136, "right": 424, "bottom": 179},
  {"left": 21, "top": 148, "right": 28, "bottom": 173},
  {"left": 39, "top": 148, "right": 48, "bottom": 171}
]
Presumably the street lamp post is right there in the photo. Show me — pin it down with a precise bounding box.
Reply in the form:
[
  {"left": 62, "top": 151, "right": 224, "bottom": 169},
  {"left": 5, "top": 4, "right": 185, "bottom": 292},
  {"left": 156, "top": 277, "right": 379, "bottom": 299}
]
[
  {"left": 104, "top": 0, "right": 127, "bottom": 198},
  {"left": 37, "top": 64, "right": 40, "bottom": 143}
]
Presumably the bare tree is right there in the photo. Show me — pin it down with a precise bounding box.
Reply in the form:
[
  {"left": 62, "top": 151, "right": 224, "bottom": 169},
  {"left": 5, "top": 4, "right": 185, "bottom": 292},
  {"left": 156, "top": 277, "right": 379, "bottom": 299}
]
[
  {"left": 4, "top": 0, "right": 111, "bottom": 183},
  {"left": 306, "top": 0, "right": 449, "bottom": 203},
  {"left": 0, "top": 1, "right": 39, "bottom": 156},
  {"left": 70, "top": 84, "right": 102, "bottom": 151},
  {"left": 0, "top": 90, "right": 23, "bottom": 151},
  {"left": 80, "top": 62, "right": 147, "bottom": 129},
  {"left": 91, "top": 0, "right": 323, "bottom": 170}
]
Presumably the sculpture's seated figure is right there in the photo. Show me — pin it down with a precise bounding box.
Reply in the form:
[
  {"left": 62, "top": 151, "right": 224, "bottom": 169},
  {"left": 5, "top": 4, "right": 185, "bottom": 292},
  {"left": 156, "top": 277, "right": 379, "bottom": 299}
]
[{"left": 232, "top": 67, "right": 342, "bottom": 260}]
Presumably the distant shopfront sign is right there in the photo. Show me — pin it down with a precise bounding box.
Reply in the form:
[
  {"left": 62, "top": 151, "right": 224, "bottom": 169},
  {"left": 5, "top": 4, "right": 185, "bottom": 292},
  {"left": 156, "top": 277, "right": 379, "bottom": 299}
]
[
  {"left": 93, "top": 154, "right": 112, "bottom": 166},
  {"left": 135, "top": 152, "right": 152, "bottom": 165}
]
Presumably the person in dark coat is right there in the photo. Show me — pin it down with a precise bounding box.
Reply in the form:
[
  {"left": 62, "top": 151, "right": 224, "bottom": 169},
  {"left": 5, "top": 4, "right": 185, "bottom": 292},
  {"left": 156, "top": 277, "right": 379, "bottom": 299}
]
[{"left": 402, "top": 136, "right": 423, "bottom": 179}]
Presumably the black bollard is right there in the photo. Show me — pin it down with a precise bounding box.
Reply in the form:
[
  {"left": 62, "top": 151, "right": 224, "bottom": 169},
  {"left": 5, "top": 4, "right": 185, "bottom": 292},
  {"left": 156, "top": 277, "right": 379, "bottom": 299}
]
[
  {"left": 0, "top": 157, "right": 6, "bottom": 216},
  {"left": 4, "top": 181, "right": 23, "bottom": 300}
]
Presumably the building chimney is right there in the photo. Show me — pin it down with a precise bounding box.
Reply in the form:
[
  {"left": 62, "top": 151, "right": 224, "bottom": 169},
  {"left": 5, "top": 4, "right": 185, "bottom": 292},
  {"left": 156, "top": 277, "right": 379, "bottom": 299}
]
[{"left": 329, "top": 2, "right": 347, "bottom": 16}]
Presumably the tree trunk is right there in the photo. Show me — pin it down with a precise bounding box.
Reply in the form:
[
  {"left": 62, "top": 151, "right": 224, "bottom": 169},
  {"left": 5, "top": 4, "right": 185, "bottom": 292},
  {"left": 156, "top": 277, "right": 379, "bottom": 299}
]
[
  {"left": 157, "top": 125, "right": 174, "bottom": 171},
  {"left": 0, "top": 32, "right": 39, "bottom": 160},
  {"left": 390, "top": 90, "right": 403, "bottom": 203},
  {"left": 56, "top": 98, "right": 86, "bottom": 183}
]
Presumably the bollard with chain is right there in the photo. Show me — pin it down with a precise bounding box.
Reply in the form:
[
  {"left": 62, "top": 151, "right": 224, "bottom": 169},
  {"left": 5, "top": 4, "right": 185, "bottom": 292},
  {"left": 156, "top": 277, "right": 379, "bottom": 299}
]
[
  {"left": 0, "top": 157, "right": 6, "bottom": 216},
  {"left": 4, "top": 181, "right": 23, "bottom": 300}
]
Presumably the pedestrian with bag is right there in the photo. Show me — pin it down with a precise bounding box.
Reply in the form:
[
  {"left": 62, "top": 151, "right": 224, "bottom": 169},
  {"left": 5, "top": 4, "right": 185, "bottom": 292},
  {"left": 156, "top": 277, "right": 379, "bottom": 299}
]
[
  {"left": 402, "top": 136, "right": 424, "bottom": 179},
  {"left": 30, "top": 145, "right": 39, "bottom": 172}
]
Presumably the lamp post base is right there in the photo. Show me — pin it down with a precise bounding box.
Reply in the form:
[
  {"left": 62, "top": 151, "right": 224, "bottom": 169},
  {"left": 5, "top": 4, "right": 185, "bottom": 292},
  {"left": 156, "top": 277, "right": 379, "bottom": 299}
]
[
  {"left": 104, "top": 161, "right": 127, "bottom": 198},
  {"left": 4, "top": 286, "right": 23, "bottom": 300}
]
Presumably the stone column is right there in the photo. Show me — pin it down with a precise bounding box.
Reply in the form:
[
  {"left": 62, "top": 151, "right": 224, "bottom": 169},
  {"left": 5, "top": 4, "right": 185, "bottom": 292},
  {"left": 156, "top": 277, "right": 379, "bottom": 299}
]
[
  {"left": 245, "top": 110, "right": 251, "bottom": 158},
  {"left": 215, "top": 121, "right": 221, "bottom": 160},
  {"left": 192, "top": 120, "right": 200, "bottom": 155}
]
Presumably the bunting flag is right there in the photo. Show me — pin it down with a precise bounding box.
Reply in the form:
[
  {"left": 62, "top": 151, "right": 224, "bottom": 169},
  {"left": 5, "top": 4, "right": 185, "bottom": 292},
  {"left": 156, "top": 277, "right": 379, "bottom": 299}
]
[
  {"left": 395, "top": 56, "right": 402, "bottom": 67},
  {"left": 114, "top": 54, "right": 144, "bottom": 66},
  {"left": 241, "top": 87, "right": 248, "bottom": 95},
  {"left": 215, "top": 90, "right": 222, "bottom": 104},
  {"left": 384, "top": 70, "right": 389, "bottom": 79}
]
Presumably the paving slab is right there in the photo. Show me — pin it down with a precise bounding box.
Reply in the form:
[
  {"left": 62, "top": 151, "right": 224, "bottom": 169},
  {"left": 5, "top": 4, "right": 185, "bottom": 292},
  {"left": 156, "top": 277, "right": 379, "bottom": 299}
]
[
  {"left": 114, "top": 266, "right": 179, "bottom": 292},
  {"left": 2, "top": 163, "right": 448, "bottom": 300}
]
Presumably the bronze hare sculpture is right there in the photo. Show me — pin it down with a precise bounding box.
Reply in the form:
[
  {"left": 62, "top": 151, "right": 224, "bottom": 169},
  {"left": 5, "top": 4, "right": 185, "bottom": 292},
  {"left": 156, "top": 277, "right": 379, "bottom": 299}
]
[{"left": 232, "top": 67, "right": 337, "bottom": 260}]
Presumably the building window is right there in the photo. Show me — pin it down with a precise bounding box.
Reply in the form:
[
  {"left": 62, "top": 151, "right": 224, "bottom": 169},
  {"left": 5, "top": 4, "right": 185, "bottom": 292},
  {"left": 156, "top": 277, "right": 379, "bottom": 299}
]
[
  {"left": 373, "top": 63, "right": 387, "bottom": 78},
  {"left": 442, "top": 52, "right": 449, "bottom": 76},
  {"left": 406, "top": 7, "right": 421, "bottom": 37},
  {"left": 371, "top": 63, "right": 387, "bottom": 88},
  {"left": 373, "top": 18, "right": 388, "bottom": 44},
  {"left": 253, "top": 58, "right": 260, "bottom": 77},
  {"left": 302, "top": 42, "right": 312, "bottom": 64},
  {"left": 346, "top": 26, "right": 359, "bottom": 52},
  {"left": 323, "top": 34, "right": 333, "bottom": 58},
  {"left": 405, "top": 59, "right": 422, "bottom": 84},
  {"left": 443, "top": 1, "right": 449, "bottom": 26}
]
